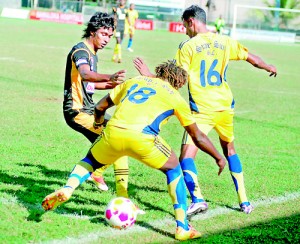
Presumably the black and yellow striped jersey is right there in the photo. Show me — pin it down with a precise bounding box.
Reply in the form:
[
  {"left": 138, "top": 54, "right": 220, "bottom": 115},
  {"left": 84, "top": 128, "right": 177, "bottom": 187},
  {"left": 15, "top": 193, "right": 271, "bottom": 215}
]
[
  {"left": 63, "top": 41, "right": 98, "bottom": 117},
  {"left": 113, "top": 5, "right": 127, "bottom": 31}
]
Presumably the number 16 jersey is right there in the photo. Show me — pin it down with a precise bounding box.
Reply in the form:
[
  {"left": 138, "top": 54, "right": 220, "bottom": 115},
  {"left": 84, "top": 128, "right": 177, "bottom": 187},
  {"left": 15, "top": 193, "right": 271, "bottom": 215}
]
[{"left": 174, "top": 32, "right": 248, "bottom": 113}]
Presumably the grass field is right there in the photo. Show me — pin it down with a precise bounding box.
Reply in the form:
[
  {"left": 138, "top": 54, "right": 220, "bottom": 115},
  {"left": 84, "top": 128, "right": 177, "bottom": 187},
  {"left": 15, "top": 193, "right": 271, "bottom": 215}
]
[{"left": 0, "top": 18, "right": 299, "bottom": 243}]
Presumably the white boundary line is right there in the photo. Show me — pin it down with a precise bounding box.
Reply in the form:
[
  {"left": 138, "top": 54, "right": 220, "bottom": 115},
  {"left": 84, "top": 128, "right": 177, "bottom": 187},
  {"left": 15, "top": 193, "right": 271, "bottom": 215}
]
[{"left": 40, "top": 191, "right": 300, "bottom": 244}]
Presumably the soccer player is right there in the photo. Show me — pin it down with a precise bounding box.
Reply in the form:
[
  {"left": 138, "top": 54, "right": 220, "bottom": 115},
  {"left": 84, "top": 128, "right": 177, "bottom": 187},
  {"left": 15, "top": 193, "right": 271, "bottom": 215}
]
[
  {"left": 134, "top": 5, "right": 277, "bottom": 217},
  {"left": 42, "top": 60, "right": 226, "bottom": 241},
  {"left": 214, "top": 15, "right": 225, "bottom": 34},
  {"left": 63, "top": 11, "right": 129, "bottom": 196},
  {"left": 112, "top": 0, "right": 128, "bottom": 63},
  {"left": 175, "top": 5, "right": 277, "bottom": 217},
  {"left": 124, "top": 3, "right": 139, "bottom": 52}
]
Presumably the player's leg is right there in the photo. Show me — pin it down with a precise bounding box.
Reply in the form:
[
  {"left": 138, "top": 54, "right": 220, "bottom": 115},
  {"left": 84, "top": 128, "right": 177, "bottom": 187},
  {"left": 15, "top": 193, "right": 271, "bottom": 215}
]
[
  {"left": 179, "top": 113, "right": 214, "bottom": 217},
  {"left": 160, "top": 151, "right": 201, "bottom": 241},
  {"left": 113, "top": 156, "right": 129, "bottom": 198},
  {"left": 42, "top": 152, "right": 107, "bottom": 211},
  {"left": 112, "top": 33, "right": 121, "bottom": 63},
  {"left": 136, "top": 134, "right": 201, "bottom": 240},
  {"left": 219, "top": 139, "right": 253, "bottom": 213},
  {"left": 42, "top": 129, "right": 117, "bottom": 211},
  {"left": 64, "top": 112, "right": 110, "bottom": 190},
  {"left": 68, "top": 112, "right": 111, "bottom": 191},
  {"left": 216, "top": 110, "right": 253, "bottom": 214},
  {"left": 127, "top": 30, "right": 134, "bottom": 52},
  {"left": 180, "top": 141, "right": 207, "bottom": 216},
  {"left": 64, "top": 111, "right": 102, "bottom": 143}
]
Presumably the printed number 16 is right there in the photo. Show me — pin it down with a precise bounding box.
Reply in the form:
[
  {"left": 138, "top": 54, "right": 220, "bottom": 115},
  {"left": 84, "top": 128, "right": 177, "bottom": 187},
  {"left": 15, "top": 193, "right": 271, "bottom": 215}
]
[{"left": 200, "top": 59, "right": 222, "bottom": 87}]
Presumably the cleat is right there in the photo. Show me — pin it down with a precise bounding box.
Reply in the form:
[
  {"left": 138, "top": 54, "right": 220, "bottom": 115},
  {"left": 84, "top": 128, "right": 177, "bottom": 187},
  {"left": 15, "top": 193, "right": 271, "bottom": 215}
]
[
  {"left": 175, "top": 225, "right": 202, "bottom": 241},
  {"left": 88, "top": 173, "right": 109, "bottom": 191},
  {"left": 42, "top": 188, "right": 73, "bottom": 211},
  {"left": 187, "top": 201, "right": 208, "bottom": 218},
  {"left": 117, "top": 59, "right": 122, "bottom": 63},
  {"left": 240, "top": 202, "right": 254, "bottom": 214},
  {"left": 127, "top": 48, "right": 133, "bottom": 52}
]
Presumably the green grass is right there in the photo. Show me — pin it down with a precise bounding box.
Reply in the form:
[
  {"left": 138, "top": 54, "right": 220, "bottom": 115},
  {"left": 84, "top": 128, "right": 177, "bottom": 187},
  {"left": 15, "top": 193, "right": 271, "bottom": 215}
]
[{"left": 0, "top": 18, "right": 299, "bottom": 243}]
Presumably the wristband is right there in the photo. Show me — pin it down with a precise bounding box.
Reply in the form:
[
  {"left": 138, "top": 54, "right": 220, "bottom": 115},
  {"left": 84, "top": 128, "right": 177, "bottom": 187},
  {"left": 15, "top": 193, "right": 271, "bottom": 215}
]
[{"left": 93, "top": 121, "right": 103, "bottom": 127}]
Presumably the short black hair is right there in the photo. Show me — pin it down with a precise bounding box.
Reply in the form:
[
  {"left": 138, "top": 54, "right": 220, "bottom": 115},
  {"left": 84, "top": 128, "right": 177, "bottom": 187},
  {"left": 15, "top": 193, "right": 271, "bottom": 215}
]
[
  {"left": 82, "top": 12, "right": 115, "bottom": 38},
  {"left": 181, "top": 5, "right": 206, "bottom": 24}
]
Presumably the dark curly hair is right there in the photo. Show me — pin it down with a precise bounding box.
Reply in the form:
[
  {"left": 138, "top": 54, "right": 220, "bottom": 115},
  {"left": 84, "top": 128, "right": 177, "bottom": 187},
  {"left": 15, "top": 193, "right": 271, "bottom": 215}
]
[
  {"left": 82, "top": 12, "right": 115, "bottom": 38},
  {"left": 155, "top": 60, "right": 188, "bottom": 90}
]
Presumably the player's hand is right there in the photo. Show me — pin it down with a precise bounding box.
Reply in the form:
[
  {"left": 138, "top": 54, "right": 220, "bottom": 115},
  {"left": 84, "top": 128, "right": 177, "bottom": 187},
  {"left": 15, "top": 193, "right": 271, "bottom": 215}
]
[
  {"left": 216, "top": 157, "right": 226, "bottom": 176},
  {"left": 93, "top": 117, "right": 105, "bottom": 129},
  {"left": 109, "top": 70, "right": 126, "bottom": 85},
  {"left": 133, "top": 57, "right": 154, "bottom": 77},
  {"left": 268, "top": 65, "right": 277, "bottom": 77}
]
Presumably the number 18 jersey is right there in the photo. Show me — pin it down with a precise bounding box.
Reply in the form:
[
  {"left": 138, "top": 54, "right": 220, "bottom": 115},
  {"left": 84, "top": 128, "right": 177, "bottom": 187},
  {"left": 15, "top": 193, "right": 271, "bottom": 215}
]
[
  {"left": 107, "top": 76, "right": 195, "bottom": 135},
  {"left": 174, "top": 32, "right": 248, "bottom": 113}
]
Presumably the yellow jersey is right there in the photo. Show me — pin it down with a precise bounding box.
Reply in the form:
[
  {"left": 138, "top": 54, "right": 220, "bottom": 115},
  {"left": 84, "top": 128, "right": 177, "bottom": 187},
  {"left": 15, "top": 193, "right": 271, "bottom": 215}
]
[
  {"left": 125, "top": 9, "right": 138, "bottom": 27},
  {"left": 107, "top": 76, "right": 195, "bottom": 135},
  {"left": 174, "top": 32, "right": 248, "bottom": 112}
]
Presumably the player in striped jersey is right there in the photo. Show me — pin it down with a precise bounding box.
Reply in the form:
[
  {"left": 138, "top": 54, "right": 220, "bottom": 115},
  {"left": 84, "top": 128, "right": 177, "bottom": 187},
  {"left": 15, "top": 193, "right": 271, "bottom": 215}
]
[
  {"left": 112, "top": 0, "right": 128, "bottom": 63},
  {"left": 42, "top": 60, "right": 226, "bottom": 241},
  {"left": 63, "top": 12, "right": 129, "bottom": 196}
]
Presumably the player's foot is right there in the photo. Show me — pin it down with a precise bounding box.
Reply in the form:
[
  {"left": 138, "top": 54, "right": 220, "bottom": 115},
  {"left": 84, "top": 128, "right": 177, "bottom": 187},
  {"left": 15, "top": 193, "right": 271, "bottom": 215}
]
[
  {"left": 175, "top": 224, "right": 202, "bottom": 241},
  {"left": 117, "top": 59, "right": 122, "bottom": 63},
  {"left": 187, "top": 201, "right": 208, "bottom": 218},
  {"left": 112, "top": 56, "right": 117, "bottom": 63},
  {"left": 240, "top": 202, "right": 254, "bottom": 214},
  {"left": 127, "top": 48, "right": 133, "bottom": 52},
  {"left": 88, "top": 173, "right": 109, "bottom": 191},
  {"left": 42, "top": 188, "right": 73, "bottom": 211}
]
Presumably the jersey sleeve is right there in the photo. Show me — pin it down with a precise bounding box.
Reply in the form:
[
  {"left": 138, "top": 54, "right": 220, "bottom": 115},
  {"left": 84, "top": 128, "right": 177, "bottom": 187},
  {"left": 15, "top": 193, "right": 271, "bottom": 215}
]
[
  {"left": 174, "top": 94, "right": 195, "bottom": 127},
  {"left": 72, "top": 49, "right": 90, "bottom": 69},
  {"left": 228, "top": 39, "right": 249, "bottom": 61},
  {"left": 109, "top": 82, "right": 126, "bottom": 105},
  {"left": 174, "top": 41, "right": 192, "bottom": 72}
]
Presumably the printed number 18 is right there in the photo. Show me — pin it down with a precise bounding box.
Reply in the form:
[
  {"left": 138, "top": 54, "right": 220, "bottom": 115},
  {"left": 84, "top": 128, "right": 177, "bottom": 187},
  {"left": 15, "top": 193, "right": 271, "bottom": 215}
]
[{"left": 122, "top": 84, "right": 156, "bottom": 104}]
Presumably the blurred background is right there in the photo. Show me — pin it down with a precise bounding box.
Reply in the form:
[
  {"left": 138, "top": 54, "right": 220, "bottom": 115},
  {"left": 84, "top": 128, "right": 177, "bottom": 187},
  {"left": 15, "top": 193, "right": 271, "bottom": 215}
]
[{"left": 1, "top": 0, "right": 300, "bottom": 41}]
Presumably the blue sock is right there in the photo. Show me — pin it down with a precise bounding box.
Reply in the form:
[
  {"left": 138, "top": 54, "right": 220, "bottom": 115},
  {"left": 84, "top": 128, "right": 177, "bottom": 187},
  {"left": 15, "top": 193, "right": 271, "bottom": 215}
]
[
  {"left": 165, "top": 164, "right": 188, "bottom": 230},
  {"left": 227, "top": 154, "right": 248, "bottom": 204},
  {"left": 227, "top": 154, "right": 242, "bottom": 191},
  {"left": 127, "top": 38, "right": 133, "bottom": 48},
  {"left": 180, "top": 158, "right": 204, "bottom": 203}
]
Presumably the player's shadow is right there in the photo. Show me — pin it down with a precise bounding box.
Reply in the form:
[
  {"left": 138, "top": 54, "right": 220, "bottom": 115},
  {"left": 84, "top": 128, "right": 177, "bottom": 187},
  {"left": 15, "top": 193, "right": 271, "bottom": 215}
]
[
  {"left": 136, "top": 220, "right": 175, "bottom": 239},
  {"left": 203, "top": 199, "right": 242, "bottom": 212},
  {"left": 0, "top": 162, "right": 111, "bottom": 222},
  {"left": 1, "top": 161, "right": 182, "bottom": 225},
  {"left": 89, "top": 218, "right": 174, "bottom": 239}
]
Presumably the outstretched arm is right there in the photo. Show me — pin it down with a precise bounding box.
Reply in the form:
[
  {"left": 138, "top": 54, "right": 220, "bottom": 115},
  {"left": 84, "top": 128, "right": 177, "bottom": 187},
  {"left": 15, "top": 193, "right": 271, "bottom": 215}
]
[
  {"left": 184, "top": 123, "right": 226, "bottom": 175},
  {"left": 78, "top": 64, "right": 126, "bottom": 89},
  {"left": 247, "top": 52, "right": 277, "bottom": 77},
  {"left": 133, "top": 57, "right": 155, "bottom": 77}
]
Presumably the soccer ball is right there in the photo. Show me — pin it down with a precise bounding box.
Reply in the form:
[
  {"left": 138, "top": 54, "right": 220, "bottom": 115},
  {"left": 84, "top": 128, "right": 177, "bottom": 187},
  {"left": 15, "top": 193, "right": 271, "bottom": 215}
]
[{"left": 104, "top": 197, "right": 137, "bottom": 229}]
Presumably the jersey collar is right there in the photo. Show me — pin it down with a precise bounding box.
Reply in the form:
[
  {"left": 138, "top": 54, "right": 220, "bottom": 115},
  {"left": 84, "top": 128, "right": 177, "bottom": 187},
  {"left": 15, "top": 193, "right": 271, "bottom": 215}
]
[{"left": 84, "top": 40, "right": 96, "bottom": 55}]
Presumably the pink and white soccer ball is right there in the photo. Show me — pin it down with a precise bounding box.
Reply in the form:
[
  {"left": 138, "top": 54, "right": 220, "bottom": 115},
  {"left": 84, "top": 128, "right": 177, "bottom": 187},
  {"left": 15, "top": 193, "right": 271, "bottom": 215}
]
[{"left": 104, "top": 197, "right": 137, "bottom": 229}]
